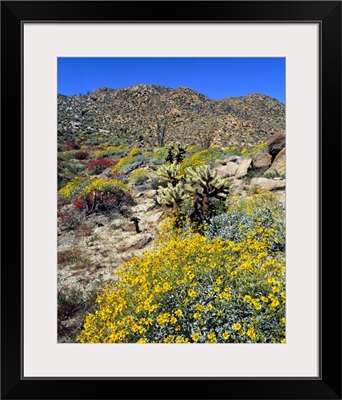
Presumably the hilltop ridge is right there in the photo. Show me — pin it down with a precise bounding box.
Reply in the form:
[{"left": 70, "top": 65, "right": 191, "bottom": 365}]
[{"left": 58, "top": 84, "right": 285, "bottom": 149}]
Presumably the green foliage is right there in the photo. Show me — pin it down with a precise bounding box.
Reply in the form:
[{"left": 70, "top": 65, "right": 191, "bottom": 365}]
[
  {"left": 129, "top": 168, "right": 149, "bottom": 186},
  {"left": 156, "top": 162, "right": 182, "bottom": 186},
  {"left": 156, "top": 182, "right": 188, "bottom": 211},
  {"left": 58, "top": 177, "right": 90, "bottom": 201},
  {"left": 129, "top": 147, "right": 143, "bottom": 157},
  {"left": 77, "top": 216, "right": 285, "bottom": 344},
  {"left": 154, "top": 164, "right": 231, "bottom": 226},
  {"left": 90, "top": 145, "right": 128, "bottom": 159},
  {"left": 264, "top": 170, "right": 286, "bottom": 180},
  {"left": 184, "top": 165, "right": 231, "bottom": 223},
  {"left": 205, "top": 191, "right": 285, "bottom": 252},
  {"left": 150, "top": 177, "right": 168, "bottom": 190},
  {"left": 112, "top": 154, "right": 146, "bottom": 174},
  {"left": 185, "top": 165, "right": 230, "bottom": 200},
  {"left": 143, "top": 148, "right": 169, "bottom": 165},
  {"left": 58, "top": 286, "right": 99, "bottom": 343},
  {"left": 165, "top": 142, "right": 187, "bottom": 164},
  {"left": 179, "top": 148, "right": 225, "bottom": 174},
  {"left": 58, "top": 177, "right": 134, "bottom": 216}
]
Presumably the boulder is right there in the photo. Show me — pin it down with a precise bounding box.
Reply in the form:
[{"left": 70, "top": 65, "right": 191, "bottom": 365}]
[
  {"left": 267, "top": 131, "right": 285, "bottom": 162},
  {"left": 252, "top": 152, "right": 272, "bottom": 169},
  {"left": 117, "top": 234, "right": 153, "bottom": 252},
  {"left": 235, "top": 157, "right": 252, "bottom": 178},
  {"left": 214, "top": 159, "right": 227, "bottom": 168},
  {"left": 265, "top": 147, "right": 286, "bottom": 177},
  {"left": 93, "top": 226, "right": 105, "bottom": 234},
  {"left": 250, "top": 177, "right": 285, "bottom": 192},
  {"left": 228, "top": 179, "right": 247, "bottom": 195},
  {"left": 273, "top": 190, "right": 286, "bottom": 209},
  {"left": 144, "top": 211, "right": 165, "bottom": 224},
  {"left": 225, "top": 155, "right": 239, "bottom": 162},
  {"left": 131, "top": 199, "right": 156, "bottom": 213},
  {"left": 215, "top": 162, "right": 238, "bottom": 178}
]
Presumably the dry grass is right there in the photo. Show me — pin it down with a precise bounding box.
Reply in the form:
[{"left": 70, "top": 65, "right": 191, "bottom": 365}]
[
  {"left": 75, "top": 224, "right": 93, "bottom": 238},
  {"left": 58, "top": 248, "right": 82, "bottom": 268}
]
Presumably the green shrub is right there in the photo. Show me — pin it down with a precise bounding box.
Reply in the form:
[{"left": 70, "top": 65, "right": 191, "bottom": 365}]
[
  {"left": 90, "top": 145, "right": 129, "bottom": 159},
  {"left": 112, "top": 154, "right": 146, "bottom": 174},
  {"left": 143, "top": 148, "right": 169, "bottom": 165},
  {"left": 77, "top": 221, "right": 285, "bottom": 344},
  {"left": 205, "top": 191, "right": 285, "bottom": 252},
  {"left": 179, "top": 148, "right": 225, "bottom": 175},
  {"left": 156, "top": 162, "right": 182, "bottom": 186},
  {"left": 129, "top": 168, "right": 149, "bottom": 186},
  {"left": 58, "top": 287, "right": 99, "bottom": 343}
]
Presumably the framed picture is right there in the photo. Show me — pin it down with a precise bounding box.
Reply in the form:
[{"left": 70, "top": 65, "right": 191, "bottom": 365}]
[{"left": 1, "top": 1, "right": 341, "bottom": 399}]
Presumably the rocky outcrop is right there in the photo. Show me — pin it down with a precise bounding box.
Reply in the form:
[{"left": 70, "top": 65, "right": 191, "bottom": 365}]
[
  {"left": 252, "top": 152, "right": 272, "bottom": 169},
  {"left": 250, "top": 177, "right": 285, "bottom": 192},
  {"left": 265, "top": 147, "right": 286, "bottom": 177},
  {"left": 215, "top": 162, "right": 239, "bottom": 178},
  {"left": 267, "top": 131, "right": 285, "bottom": 162},
  {"left": 235, "top": 157, "right": 252, "bottom": 178}
]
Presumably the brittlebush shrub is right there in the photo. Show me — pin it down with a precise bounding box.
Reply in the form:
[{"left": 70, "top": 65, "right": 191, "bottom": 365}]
[
  {"left": 205, "top": 191, "right": 285, "bottom": 252},
  {"left": 129, "top": 168, "right": 149, "bottom": 186},
  {"left": 179, "top": 149, "right": 223, "bottom": 175},
  {"left": 112, "top": 154, "right": 146, "bottom": 174},
  {"left": 77, "top": 213, "right": 285, "bottom": 344}
]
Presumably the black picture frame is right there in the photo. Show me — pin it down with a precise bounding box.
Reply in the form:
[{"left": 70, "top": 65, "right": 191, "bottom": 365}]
[{"left": 1, "top": 1, "right": 341, "bottom": 399}]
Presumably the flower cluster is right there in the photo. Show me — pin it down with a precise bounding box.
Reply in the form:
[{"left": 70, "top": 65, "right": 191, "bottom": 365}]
[
  {"left": 86, "top": 158, "right": 117, "bottom": 175},
  {"left": 205, "top": 191, "right": 285, "bottom": 252},
  {"left": 58, "top": 177, "right": 134, "bottom": 215},
  {"left": 66, "top": 142, "right": 81, "bottom": 151},
  {"left": 112, "top": 154, "right": 146, "bottom": 174},
  {"left": 73, "top": 151, "right": 89, "bottom": 160},
  {"left": 179, "top": 149, "right": 224, "bottom": 175},
  {"left": 90, "top": 145, "right": 128, "bottom": 159},
  {"left": 77, "top": 211, "right": 285, "bottom": 343}
]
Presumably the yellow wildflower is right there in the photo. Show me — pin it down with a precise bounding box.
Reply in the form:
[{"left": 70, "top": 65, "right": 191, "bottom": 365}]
[
  {"left": 233, "top": 323, "right": 241, "bottom": 331},
  {"left": 191, "top": 333, "right": 200, "bottom": 342}
]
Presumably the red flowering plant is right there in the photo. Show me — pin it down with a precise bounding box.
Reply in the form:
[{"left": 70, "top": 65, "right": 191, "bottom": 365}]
[
  {"left": 58, "top": 197, "right": 84, "bottom": 230},
  {"left": 73, "top": 187, "right": 134, "bottom": 215},
  {"left": 58, "top": 177, "right": 135, "bottom": 217},
  {"left": 86, "top": 158, "right": 117, "bottom": 175},
  {"left": 66, "top": 142, "right": 81, "bottom": 151},
  {"left": 73, "top": 151, "right": 89, "bottom": 160}
]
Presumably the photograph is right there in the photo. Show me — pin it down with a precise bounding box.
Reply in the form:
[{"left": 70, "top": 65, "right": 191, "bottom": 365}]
[
  {"left": 1, "top": 0, "right": 341, "bottom": 398},
  {"left": 57, "top": 57, "right": 287, "bottom": 345}
]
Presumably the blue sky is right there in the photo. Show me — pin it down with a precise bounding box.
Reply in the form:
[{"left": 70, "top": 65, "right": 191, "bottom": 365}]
[{"left": 58, "top": 57, "right": 285, "bottom": 104}]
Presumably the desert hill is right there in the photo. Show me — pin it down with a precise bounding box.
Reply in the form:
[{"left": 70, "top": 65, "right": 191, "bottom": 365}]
[
  {"left": 58, "top": 84, "right": 285, "bottom": 149},
  {"left": 57, "top": 84, "right": 286, "bottom": 343}
]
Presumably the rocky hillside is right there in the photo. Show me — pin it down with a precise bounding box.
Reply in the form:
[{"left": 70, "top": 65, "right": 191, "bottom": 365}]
[
  {"left": 57, "top": 84, "right": 286, "bottom": 343},
  {"left": 58, "top": 84, "right": 285, "bottom": 149},
  {"left": 57, "top": 130, "right": 286, "bottom": 343}
]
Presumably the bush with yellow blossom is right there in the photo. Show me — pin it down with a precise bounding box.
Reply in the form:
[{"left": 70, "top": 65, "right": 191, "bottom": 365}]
[{"left": 77, "top": 192, "right": 285, "bottom": 344}]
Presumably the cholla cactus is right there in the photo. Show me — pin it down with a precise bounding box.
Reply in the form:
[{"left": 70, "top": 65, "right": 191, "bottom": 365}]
[
  {"left": 156, "top": 182, "right": 187, "bottom": 212},
  {"left": 165, "top": 142, "right": 187, "bottom": 164},
  {"left": 173, "top": 142, "right": 187, "bottom": 164},
  {"left": 185, "top": 165, "right": 231, "bottom": 221},
  {"left": 185, "top": 165, "right": 230, "bottom": 199},
  {"left": 156, "top": 162, "right": 182, "bottom": 186}
]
